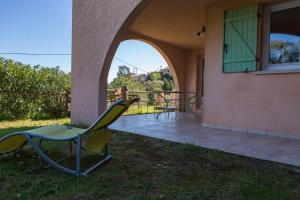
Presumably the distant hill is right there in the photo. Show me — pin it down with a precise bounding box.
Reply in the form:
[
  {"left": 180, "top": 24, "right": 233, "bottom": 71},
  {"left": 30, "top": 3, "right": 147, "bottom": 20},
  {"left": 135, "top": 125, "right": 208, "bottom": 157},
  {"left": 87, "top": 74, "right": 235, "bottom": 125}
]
[{"left": 108, "top": 65, "right": 175, "bottom": 91}]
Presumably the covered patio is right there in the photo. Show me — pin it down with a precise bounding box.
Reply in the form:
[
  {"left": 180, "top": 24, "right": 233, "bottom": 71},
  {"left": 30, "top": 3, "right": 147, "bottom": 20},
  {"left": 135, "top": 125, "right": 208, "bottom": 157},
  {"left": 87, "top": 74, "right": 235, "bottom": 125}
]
[
  {"left": 72, "top": 0, "right": 300, "bottom": 172},
  {"left": 110, "top": 113, "right": 300, "bottom": 168}
]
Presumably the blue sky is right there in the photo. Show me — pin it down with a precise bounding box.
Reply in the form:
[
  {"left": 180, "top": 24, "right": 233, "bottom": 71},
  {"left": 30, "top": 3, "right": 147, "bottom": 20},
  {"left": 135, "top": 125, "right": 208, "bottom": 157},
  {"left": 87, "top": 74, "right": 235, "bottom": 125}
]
[
  {"left": 0, "top": 0, "right": 72, "bottom": 71},
  {"left": 271, "top": 33, "right": 300, "bottom": 42},
  {"left": 0, "top": 0, "right": 167, "bottom": 83},
  {"left": 109, "top": 40, "right": 168, "bottom": 82}
]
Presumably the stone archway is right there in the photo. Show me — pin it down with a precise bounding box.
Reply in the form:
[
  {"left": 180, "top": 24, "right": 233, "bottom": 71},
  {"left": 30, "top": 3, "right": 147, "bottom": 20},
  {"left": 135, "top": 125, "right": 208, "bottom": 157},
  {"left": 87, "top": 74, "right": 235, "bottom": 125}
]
[
  {"left": 71, "top": 0, "right": 200, "bottom": 125},
  {"left": 99, "top": 37, "right": 183, "bottom": 119},
  {"left": 71, "top": 0, "right": 148, "bottom": 125},
  {"left": 99, "top": 32, "right": 187, "bottom": 117}
]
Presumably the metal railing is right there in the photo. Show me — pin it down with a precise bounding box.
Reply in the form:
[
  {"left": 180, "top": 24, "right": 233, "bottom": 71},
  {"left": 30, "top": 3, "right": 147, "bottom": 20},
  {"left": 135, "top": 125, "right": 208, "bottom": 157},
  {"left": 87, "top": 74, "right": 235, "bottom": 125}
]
[
  {"left": 0, "top": 88, "right": 199, "bottom": 119},
  {"left": 107, "top": 89, "right": 200, "bottom": 116}
]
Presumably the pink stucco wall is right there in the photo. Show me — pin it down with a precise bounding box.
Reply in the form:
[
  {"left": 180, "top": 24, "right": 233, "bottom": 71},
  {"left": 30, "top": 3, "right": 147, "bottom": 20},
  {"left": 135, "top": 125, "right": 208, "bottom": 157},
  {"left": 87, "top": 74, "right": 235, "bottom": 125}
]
[
  {"left": 71, "top": 0, "right": 188, "bottom": 125},
  {"left": 203, "top": 0, "right": 300, "bottom": 136},
  {"left": 184, "top": 50, "right": 204, "bottom": 93},
  {"left": 71, "top": 0, "right": 145, "bottom": 125},
  {"left": 72, "top": 0, "right": 300, "bottom": 138}
]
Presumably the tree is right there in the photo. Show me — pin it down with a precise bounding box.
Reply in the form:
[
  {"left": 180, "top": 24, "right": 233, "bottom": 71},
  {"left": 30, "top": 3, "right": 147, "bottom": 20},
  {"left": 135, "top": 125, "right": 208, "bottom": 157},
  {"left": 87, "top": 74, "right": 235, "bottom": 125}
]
[
  {"left": 110, "top": 74, "right": 146, "bottom": 91},
  {"left": 270, "top": 40, "right": 300, "bottom": 64},
  {"left": 162, "top": 78, "right": 174, "bottom": 91},
  {"left": 108, "top": 66, "right": 175, "bottom": 92},
  {"left": 117, "top": 65, "right": 131, "bottom": 76},
  {"left": 148, "top": 71, "right": 161, "bottom": 81},
  {"left": 0, "top": 57, "right": 71, "bottom": 120}
]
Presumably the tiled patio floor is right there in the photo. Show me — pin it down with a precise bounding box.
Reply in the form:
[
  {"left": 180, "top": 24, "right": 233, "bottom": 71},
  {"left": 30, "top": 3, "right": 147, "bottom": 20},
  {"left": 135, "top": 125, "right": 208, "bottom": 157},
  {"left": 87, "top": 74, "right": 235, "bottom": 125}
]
[{"left": 110, "top": 113, "right": 300, "bottom": 167}]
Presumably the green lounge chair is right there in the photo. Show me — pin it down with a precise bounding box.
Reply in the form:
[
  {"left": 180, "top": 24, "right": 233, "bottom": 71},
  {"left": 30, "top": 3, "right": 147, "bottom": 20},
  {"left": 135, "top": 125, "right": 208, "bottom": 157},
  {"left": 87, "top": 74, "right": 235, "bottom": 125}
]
[{"left": 0, "top": 98, "right": 139, "bottom": 176}]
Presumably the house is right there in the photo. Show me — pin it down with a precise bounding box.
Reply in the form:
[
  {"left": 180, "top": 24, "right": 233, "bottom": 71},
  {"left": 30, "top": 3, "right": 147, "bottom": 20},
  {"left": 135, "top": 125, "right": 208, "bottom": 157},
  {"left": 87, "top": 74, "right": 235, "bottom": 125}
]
[
  {"left": 159, "top": 67, "right": 172, "bottom": 77},
  {"left": 71, "top": 0, "right": 300, "bottom": 140},
  {"left": 132, "top": 73, "right": 148, "bottom": 82}
]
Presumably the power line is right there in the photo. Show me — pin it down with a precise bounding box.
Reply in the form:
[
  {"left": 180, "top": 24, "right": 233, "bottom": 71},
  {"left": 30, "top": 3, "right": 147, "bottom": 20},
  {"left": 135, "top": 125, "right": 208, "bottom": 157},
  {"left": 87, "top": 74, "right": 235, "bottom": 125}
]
[
  {"left": 114, "top": 57, "right": 149, "bottom": 73},
  {"left": 113, "top": 57, "right": 135, "bottom": 68},
  {"left": 0, "top": 52, "right": 71, "bottom": 56},
  {"left": 0, "top": 52, "right": 149, "bottom": 74}
]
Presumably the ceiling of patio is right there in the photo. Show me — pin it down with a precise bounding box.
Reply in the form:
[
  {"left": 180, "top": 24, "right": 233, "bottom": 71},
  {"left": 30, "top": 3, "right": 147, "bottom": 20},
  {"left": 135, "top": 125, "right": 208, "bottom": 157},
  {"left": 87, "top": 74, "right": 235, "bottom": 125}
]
[{"left": 129, "top": 0, "right": 219, "bottom": 50}]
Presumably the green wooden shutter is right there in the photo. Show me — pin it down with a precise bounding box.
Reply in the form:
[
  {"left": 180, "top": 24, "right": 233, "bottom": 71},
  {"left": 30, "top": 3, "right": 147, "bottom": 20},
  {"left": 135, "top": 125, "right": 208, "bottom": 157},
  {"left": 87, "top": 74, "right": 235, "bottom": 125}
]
[{"left": 223, "top": 4, "right": 258, "bottom": 73}]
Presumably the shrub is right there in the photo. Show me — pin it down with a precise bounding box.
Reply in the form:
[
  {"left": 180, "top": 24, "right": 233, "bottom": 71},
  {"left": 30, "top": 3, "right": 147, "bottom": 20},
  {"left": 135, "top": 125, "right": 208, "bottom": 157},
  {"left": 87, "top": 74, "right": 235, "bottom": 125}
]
[{"left": 0, "top": 57, "right": 71, "bottom": 120}]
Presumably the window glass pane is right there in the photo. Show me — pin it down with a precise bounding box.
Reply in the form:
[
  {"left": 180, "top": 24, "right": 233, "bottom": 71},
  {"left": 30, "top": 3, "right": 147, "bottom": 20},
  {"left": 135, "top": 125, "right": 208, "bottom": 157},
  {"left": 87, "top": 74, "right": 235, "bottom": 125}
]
[{"left": 269, "top": 6, "right": 300, "bottom": 64}]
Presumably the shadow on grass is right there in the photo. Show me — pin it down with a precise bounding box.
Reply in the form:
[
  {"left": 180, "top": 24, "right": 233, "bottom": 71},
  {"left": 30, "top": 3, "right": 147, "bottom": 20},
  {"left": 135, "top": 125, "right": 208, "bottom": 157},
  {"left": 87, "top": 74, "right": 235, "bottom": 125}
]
[{"left": 1, "top": 121, "right": 300, "bottom": 199}]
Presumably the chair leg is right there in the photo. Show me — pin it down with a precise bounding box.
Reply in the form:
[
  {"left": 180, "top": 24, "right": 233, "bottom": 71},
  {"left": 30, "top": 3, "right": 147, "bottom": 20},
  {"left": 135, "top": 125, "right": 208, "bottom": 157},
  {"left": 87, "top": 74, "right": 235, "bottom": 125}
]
[
  {"left": 82, "top": 144, "right": 111, "bottom": 176},
  {"left": 75, "top": 135, "right": 81, "bottom": 176},
  {"left": 25, "top": 134, "right": 110, "bottom": 176},
  {"left": 72, "top": 139, "right": 86, "bottom": 151},
  {"left": 43, "top": 154, "right": 73, "bottom": 169},
  {"left": 39, "top": 139, "right": 44, "bottom": 148},
  {"left": 103, "top": 144, "right": 108, "bottom": 156},
  {"left": 69, "top": 140, "right": 73, "bottom": 154},
  {"left": 25, "top": 135, "right": 80, "bottom": 176},
  {"left": 43, "top": 140, "right": 74, "bottom": 169},
  {"left": 82, "top": 155, "right": 111, "bottom": 176},
  {"left": 156, "top": 111, "right": 163, "bottom": 119}
]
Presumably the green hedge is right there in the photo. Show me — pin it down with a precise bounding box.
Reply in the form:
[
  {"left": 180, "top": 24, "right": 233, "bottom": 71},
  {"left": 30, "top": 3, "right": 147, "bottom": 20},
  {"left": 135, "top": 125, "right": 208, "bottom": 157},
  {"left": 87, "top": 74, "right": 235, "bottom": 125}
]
[{"left": 0, "top": 57, "right": 71, "bottom": 120}]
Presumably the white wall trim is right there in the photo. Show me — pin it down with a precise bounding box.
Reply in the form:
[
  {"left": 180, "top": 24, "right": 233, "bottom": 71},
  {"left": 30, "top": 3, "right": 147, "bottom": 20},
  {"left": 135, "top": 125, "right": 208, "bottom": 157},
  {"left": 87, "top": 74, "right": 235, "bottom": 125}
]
[{"left": 201, "top": 122, "right": 300, "bottom": 140}]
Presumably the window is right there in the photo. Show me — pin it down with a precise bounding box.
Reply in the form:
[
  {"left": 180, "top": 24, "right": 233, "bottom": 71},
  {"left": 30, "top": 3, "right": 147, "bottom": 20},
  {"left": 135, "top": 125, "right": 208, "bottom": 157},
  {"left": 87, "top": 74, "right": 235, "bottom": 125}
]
[{"left": 263, "top": 1, "right": 300, "bottom": 71}]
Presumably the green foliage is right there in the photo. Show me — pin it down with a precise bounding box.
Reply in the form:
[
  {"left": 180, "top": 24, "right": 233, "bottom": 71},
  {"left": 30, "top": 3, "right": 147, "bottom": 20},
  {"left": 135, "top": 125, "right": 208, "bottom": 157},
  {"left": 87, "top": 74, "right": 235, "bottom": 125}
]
[
  {"left": 146, "top": 81, "right": 162, "bottom": 91},
  {"left": 0, "top": 57, "right": 71, "bottom": 120},
  {"left": 116, "top": 65, "right": 131, "bottom": 76},
  {"left": 148, "top": 71, "right": 161, "bottom": 81},
  {"left": 109, "top": 66, "right": 175, "bottom": 92},
  {"left": 270, "top": 40, "right": 300, "bottom": 64},
  {"left": 110, "top": 75, "right": 147, "bottom": 91},
  {"left": 110, "top": 66, "right": 146, "bottom": 91},
  {"left": 162, "top": 78, "right": 174, "bottom": 91}
]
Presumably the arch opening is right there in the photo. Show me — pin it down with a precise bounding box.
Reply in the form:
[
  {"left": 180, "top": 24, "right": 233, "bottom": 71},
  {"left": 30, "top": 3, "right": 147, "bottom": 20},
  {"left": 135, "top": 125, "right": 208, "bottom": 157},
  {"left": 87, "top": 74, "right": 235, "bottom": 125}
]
[
  {"left": 71, "top": 0, "right": 206, "bottom": 124},
  {"left": 105, "top": 39, "right": 180, "bottom": 115},
  {"left": 106, "top": 39, "right": 179, "bottom": 90},
  {"left": 96, "top": 0, "right": 205, "bottom": 117}
]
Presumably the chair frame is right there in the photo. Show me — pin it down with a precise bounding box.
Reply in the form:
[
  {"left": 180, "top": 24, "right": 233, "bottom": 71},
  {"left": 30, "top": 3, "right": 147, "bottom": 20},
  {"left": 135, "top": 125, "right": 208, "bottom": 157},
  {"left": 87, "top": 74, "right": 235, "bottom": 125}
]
[
  {"left": 2, "top": 132, "right": 111, "bottom": 176},
  {"left": 0, "top": 98, "right": 139, "bottom": 176}
]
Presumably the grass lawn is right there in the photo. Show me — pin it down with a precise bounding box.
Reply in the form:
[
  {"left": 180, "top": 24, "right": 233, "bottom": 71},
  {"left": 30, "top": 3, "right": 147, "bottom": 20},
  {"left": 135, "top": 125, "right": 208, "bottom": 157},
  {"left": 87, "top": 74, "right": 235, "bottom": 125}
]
[
  {"left": 0, "top": 118, "right": 71, "bottom": 137},
  {"left": 1, "top": 119, "right": 300, "bottom": 200},
  {"left": 125, "top": 105, "right": 157, "bottom": 115}
]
